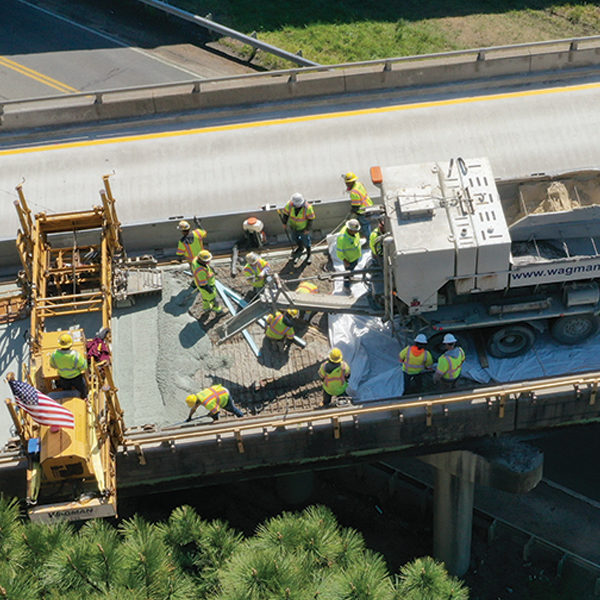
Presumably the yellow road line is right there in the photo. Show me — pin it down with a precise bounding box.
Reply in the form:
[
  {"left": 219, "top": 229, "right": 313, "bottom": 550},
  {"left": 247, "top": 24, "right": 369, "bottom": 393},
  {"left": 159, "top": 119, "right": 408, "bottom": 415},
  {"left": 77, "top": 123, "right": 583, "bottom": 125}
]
[
  {"left": 1, "top": 80, "right": 599, "bottom": 157},
  {"left": 0, "top": 55, "right": 78, "bottom": 94}
]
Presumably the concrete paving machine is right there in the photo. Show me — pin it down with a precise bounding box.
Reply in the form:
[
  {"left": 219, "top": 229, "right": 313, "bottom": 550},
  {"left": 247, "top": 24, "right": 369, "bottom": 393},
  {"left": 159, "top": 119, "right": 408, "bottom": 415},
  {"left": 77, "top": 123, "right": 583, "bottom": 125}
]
[{"left": 5, "top": 177, "right": 125, "bottom": 522}]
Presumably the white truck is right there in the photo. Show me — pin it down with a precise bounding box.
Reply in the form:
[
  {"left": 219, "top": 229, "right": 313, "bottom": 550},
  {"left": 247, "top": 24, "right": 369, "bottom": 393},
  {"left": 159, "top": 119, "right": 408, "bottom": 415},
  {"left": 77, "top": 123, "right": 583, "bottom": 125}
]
[{"left": 375, "top": 157, "right": 600, "bottom": 357}]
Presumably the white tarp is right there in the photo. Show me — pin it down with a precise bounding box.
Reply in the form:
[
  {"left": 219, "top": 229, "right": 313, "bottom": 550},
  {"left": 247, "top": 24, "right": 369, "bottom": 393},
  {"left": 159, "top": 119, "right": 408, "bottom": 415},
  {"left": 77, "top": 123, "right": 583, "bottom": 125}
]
[{"left": 327, "top": 236, "right": 600, "bottom": 402}]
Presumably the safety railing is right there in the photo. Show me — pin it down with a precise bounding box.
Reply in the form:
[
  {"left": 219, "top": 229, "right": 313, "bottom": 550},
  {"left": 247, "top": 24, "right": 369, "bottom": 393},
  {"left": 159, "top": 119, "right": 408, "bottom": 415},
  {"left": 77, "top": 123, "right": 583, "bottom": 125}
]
[{"left": 1, "top": 34, "right": 600, "bottom": 116}]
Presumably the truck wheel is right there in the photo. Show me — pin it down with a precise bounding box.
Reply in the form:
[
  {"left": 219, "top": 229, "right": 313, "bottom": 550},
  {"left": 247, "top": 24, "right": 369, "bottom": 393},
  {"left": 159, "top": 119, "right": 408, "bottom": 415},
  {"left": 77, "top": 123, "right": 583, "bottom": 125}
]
[
  {"left": 486, "top": 325, "right": 536, "bottom": 358},
  {"left": 550, "top": 315, "right": 599, "bottom": 345}
]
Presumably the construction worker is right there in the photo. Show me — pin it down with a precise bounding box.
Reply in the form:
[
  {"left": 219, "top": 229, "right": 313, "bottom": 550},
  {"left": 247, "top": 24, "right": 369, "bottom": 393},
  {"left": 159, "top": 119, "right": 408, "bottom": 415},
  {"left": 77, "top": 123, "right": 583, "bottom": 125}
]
[
  {"left": 318, "top": 347, "right": 351, "bottom": 408},
  {"left": 49, "top": 333, "right": 88, "bottom": 398},
  {"left": 265, "top": 309, "right": 297, "bottom": 350},
  {"left": 185, "top": 384, "right": 243, "bottom": 422},
  {"left": 281, "top": 193, "right": 316, "bottom": 264},
  {"left": 243, "top": 252, "right": 271, "bottom": 289},
  {"left": 369, "top": 218, "right": 386, "bottom": 266},
  {"left": 296, "top": 280, "right": 318, "bottom": 321},
  {"left": 176, "top": 220, "right": 207, "bottom": 263},
  {"left": 434, "top": 333, "right": 466, "bottom": 390},
  {"left": 344, "top": 172, "right": 373, "bottom": 236},
  {"left": 336, "top": 219, "right": 362, "bottom": 291},
  {"left": 191, "top": 250, "right": 222, "bottom": 314},
  {"left": 399, "top": 334, "right": 434, "bottom": 394}
]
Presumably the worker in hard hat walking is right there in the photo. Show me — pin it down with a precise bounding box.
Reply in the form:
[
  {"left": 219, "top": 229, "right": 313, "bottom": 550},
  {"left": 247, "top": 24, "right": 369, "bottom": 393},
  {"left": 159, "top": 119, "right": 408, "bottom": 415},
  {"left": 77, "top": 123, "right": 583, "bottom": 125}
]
[
  {"left": 318, "top": 348, "right": 351, "bottom": 408},
  {"left": 49, "top": 333, "right": 88, "bottom": 398},
  {"left": 243, "top": 252, "right": 271, "bottom": 290},
  {"left": 176, "top": 220, "right": 207, "bottom": 263},
  {"left": 344, "top": 172, "right": 373, "bottom": 236},
  {"left": 265, "top": 309, "right": 297, "bottom": 351},
  {"left": 434, "top": 333, "right": 466, "bottom": 390},
  {"left": 185, "top": 384, "right": 243, "bottom": 422},
  {"left": 281, "top": 193, "right": 316, "bottom": 264},
  {"left": 336, "top": 219, "right": 362, "bottom": 292},
  {"left": 191, "top": 250, "right": 222, "bottom": 314},
  {"left": 399, "top": 334, "right": 434, "bottom": 394}
]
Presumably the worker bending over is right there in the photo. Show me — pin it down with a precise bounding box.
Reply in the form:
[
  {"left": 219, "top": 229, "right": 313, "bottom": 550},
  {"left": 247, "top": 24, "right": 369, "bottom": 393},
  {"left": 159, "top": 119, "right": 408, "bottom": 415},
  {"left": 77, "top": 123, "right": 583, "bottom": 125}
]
[
  {"left": 344, "top": 172, "right": 373, "bottom": 236},
  {"left": 296, "top": 280, "right": 318, "bottom": 321},
  {"left": 399, "top": 334, "right": 433, "bottom": 394},
  {"left": 281, "top": 193, "right": 316, "bottom": 264},
  {"left": 185, "top": 385, "right": 243, "bottom": 422},
  {"left": 265, "top": 309, "right": 297, "bottom": 351},
  {"left": 433, "top": 333, "right": 466, "bottom": 390},
  {"left": 176, "top": 220, "right": 207, "bottom": 263},
  {"left": 318, "top": 348, "right": 351, "bottom": 408},
  {"left": 243, "top": 252, "right": 271, "bottom": 290},
  {"left": 336, "top": 219, "right": 362, "bottom": 292},
  {"left": 369, "top": 218, "right": 386, "bottom": 266},
  {"left": 191, "top": 250, "right": 222, "bottom": 315},
  {"left": 49, "top": 333, "right": 88, "bottom": 398}
]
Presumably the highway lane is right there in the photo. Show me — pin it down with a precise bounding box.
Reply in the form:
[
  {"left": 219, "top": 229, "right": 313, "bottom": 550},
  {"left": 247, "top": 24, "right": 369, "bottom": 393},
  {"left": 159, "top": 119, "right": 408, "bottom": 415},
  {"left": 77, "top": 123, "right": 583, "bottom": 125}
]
[
  {"left": 0, "top": 78, "right": 600, "bottom": 240},
  {"left": 0, "top": 0, "right": 203, "bottom": 100}
]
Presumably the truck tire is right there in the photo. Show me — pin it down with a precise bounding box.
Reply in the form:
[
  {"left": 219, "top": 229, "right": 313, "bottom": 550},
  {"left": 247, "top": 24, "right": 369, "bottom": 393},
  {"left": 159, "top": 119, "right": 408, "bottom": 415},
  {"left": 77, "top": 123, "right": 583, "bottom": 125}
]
[
  {"left": 550, "top": 315, "right": 599, "bottom": 345},
  {"left": 486, "top": 325, "right": 536, "bottom": 358}
]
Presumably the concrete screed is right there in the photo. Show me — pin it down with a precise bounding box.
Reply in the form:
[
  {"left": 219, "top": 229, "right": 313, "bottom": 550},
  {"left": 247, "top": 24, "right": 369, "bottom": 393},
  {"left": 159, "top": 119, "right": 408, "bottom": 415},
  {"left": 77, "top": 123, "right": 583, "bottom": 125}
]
[{"left": 112, "top": 253, "right": 333, "bottom": 429}]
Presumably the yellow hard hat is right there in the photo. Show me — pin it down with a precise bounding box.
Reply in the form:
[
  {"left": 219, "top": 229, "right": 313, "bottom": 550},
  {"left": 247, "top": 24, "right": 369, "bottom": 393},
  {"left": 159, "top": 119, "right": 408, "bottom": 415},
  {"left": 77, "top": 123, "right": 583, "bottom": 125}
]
[
  {"left": 344, "top": 172, "right": 358, "bottom": 183},
  {"left": 185, "top": 394, "right": 197, "bottom": 408},
  {"left": 198, "top": 250, "right": 212, "bottom": 262},
  {"left": 178, "top": 220, "right": 191, "bottom": 231},
  {"left": 329, "top": 348, "right": 343, "bottom": 363},
  {"left": 58, "top": 333, "right": 73, "bottom": 348},
  {"left": 287, "top": 309, "right": 299, "bottom": 318}
]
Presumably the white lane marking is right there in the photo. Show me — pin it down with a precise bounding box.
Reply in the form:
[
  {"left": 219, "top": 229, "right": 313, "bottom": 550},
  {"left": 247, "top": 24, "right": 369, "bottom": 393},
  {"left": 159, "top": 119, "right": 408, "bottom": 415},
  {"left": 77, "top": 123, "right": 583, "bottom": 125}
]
[{"left": 14, "top": 0, "right": 205, "bottom": 79}]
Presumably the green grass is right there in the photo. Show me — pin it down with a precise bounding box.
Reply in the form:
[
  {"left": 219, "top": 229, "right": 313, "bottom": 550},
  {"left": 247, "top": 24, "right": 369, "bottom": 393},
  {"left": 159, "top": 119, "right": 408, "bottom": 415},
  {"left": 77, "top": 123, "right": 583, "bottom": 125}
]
[{"left": 164, "top": 1, "right": 600, "bottom": 67}]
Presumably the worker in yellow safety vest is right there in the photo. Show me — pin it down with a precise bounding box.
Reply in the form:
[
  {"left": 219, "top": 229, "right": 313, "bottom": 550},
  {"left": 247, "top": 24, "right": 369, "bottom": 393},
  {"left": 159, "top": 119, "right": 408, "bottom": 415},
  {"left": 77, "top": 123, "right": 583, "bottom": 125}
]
[
  {"left": 49, "top": 333, "right": 88, "bottom": 398},
  {"left": 344, "top": 172, "right": 373, "bottom": 236},
  {"left": 336, "top": 219, "right": 362, "bottom": 291},
  {"left": 318, "top": 347, "right": 351, "bottom": 408},
  {"left": 369, "top": 218, "right": 386, "bottom": 266},
  {"left": 243, "top": 252, "right": 271, "bottom": 290},
  {"left": 296, "top": 280, "right": 318, "bottom": 321},
  {"left": 265, "top": 309, "right": 297, "bottom": 350},
  {"left": 281, "top": 193, "right": 316, "bottom": 264},
  {"left": 191, "top": 250, "right": 223, "bottom": 314},
  {"left": 185, "top": 384, "right": 243, "bottom": 422},
  {"left": 433, "top": 333, "right": 466, "bottom": 390},
  {"left": 176, "top": 220, "right": 207, "bottom": 263},
  {"left": 399, "top": 334, "right": 434, "bottom": 394}
]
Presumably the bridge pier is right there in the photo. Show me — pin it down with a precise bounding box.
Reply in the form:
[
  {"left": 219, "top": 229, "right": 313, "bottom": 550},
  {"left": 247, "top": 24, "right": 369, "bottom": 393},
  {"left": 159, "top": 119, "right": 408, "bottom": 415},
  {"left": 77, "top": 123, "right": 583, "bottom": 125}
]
[{"left": 421, "top": 439, "right": 543, "bottom": 576}]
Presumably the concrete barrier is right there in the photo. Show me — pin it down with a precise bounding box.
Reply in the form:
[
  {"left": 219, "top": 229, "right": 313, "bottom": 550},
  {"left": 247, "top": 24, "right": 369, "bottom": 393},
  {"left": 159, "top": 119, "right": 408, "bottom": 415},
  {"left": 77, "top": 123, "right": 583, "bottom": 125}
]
[{"left": 2, "top": 39, "right": 600, "bottom": 132}]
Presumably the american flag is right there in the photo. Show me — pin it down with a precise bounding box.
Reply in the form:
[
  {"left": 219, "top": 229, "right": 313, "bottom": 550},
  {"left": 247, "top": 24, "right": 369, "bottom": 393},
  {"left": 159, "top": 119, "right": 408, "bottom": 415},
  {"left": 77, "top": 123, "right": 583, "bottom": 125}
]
[{"left": 8, "top": 379, "right": 75, "bottom": 429}]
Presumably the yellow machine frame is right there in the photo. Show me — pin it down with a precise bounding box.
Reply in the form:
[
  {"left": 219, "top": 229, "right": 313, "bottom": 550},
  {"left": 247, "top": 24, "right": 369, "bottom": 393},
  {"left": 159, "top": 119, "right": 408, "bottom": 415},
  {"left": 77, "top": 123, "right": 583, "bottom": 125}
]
[{"left": 6, "top": 176, "right": 126, "bottom": 522}]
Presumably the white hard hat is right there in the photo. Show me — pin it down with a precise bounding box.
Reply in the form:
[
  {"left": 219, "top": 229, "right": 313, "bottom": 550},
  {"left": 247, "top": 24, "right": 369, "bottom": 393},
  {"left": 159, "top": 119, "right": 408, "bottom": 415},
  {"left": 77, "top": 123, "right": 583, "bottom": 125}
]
[
  {"left": 246, "top": 252, "right": 260, "bottom": 265},
  {"left": 291, "top": 193, "right": 305, "bottom": 208},
  {"left": 346, "top": 219, "right": 361, "bottom": 232},
  {"left": 443, "top": 333, "right": 457, "bottom": 344},
  {"left": 414, "top": 334, "right": 428, "bottom": 344}
]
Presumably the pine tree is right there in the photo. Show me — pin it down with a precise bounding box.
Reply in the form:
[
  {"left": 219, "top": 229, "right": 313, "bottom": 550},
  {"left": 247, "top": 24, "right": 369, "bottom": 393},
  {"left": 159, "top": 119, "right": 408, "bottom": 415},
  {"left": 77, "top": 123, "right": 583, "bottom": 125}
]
[{"left": 395, "top": 556, "right": 469, "bottom": 600}]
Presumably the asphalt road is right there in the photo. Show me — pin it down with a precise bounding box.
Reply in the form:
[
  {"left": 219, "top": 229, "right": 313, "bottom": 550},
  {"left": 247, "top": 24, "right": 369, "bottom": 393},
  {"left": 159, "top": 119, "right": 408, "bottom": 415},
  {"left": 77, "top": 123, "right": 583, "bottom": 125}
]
[{"left": 0, "top": 0, "right": 252, "bottom": 101}]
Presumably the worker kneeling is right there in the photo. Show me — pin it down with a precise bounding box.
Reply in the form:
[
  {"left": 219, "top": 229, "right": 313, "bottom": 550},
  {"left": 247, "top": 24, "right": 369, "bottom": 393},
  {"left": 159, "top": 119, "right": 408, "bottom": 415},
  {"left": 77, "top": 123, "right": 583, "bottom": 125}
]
[
  {"left": 399, "top": 334, "right": 433, "bottom": 395},
  {"left": 265, "top": 309, "right": 297, "bottom": 351},
  {"left": 185, "top": 385, "right": 243, "bottom": 422},
  {"left": 318, "top": 348, "right": 351, "bottom": 408},
  {"left": 243, "top": 252, "right": 271, "bottom": 290},
  {"left": 433, "top": 333, "right": 466, "bottom": 391},
  {"left": 50, "top": 333, "right": 89, "bottom": 398},
  {"left": 192, "top": 250, "right": 222, "bottom": 314}
]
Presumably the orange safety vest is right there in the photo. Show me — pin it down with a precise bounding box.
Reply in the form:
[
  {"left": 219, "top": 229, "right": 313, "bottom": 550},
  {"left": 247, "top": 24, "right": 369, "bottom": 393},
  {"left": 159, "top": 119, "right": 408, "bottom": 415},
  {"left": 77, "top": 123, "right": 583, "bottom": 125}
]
[
  {"left": 349, "top": 181, "right": 373, "bottom": 214},
  {"left": 197, "top": 385, "right": 230, "bottom": 415},
  {"left": 318, "top": 360, "right": 350, "bottom": 396},
  {"left": 282, "top": 202, "right": 315, "bottom": 231},
  {"left": 266, "top": 312, "right": 295, "bottom": 340},
  {"left": 297, "top": 281, "right": 318, "bottom": 294},
  {"left": 399, "top": 345, "right": 433, "bottom": 375},
  {"left": 437, "top": 348, "right": 466, "bottom": 380}
]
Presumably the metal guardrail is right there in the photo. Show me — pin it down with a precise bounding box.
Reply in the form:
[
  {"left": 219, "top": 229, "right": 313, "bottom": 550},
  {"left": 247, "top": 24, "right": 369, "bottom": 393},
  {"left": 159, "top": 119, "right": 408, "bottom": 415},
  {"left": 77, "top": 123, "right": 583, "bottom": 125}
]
[
  {"left": 120, "top": 368, "right": 600, "bottom": 447},
  {"left": 137, "top": 0, "right": 320, "bottom": 67},
  {"left": 1, "top": 34, "right": 600, "bottom": 115}
]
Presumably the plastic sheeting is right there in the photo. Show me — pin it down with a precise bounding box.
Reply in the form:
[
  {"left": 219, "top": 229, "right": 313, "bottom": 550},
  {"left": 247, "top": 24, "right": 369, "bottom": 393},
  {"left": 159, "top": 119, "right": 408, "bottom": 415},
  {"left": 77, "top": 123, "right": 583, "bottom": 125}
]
[{"left": 327, "top": 235, "right": 600, "bottom": 402}]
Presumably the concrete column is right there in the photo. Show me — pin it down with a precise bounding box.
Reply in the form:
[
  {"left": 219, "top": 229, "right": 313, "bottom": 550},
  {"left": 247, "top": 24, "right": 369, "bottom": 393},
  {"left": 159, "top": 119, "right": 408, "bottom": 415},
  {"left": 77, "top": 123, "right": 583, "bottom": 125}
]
[
  {"left": 275, "top": 470, "right": 315, "bottom": 505},
  {"left": 432, "top": 453, "right": 476, "bottom": 576}
]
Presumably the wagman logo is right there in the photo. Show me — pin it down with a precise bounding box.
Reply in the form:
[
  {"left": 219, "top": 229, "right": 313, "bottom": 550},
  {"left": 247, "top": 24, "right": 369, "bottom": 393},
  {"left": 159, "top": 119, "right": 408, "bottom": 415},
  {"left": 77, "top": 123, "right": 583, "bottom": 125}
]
[{"left": 511, "top": 262, "right": 600, "bottom": 281}]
